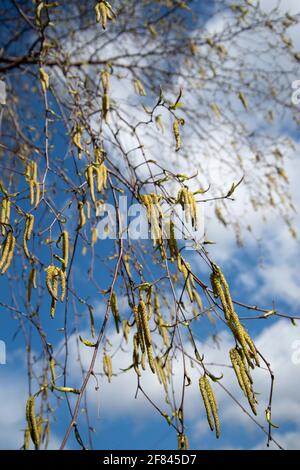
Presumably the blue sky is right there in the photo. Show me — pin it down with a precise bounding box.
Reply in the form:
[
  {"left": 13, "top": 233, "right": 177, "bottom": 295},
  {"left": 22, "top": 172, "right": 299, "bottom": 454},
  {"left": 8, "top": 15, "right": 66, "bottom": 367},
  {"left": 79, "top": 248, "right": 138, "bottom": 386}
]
[{"left": 1, "top": 0, "right": 300, "bottom": 450}]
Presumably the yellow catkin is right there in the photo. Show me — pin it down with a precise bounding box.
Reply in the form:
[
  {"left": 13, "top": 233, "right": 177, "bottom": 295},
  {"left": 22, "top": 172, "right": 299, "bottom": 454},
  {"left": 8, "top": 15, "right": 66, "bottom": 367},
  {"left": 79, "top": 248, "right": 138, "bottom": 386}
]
[
  {"left": 0, "top": 232, "right": 16, "bottom": 274},
  {"left": 52, "top": 385, "right": 80, "bottom": 394},
  {"left": 86, "top": 165, "right": 96, "bottom": 204},
  {"left": 96, "top": 163, "right": 107, "bottom": 192},
  {"left": 102, "top": 94, "right": 110, "bottom": 121},
  {"left": 210, "top": 264, "right": 258, "bottom": 366},
  {"left": 230, "top": 348, "right": 247, "bottom": 395},
  {"left": 111, "top": 292, "right": 121, "bottom": 334},
  {"left": 72, "top": 125, "right": 84, "bottom": 157},
  {"left": 177, "top": 433, "right": 189, "bottom": 450},
  {"left": 88, "top": 305, "right": 96, "bottom": 338},
  {"left": 133, "top": 333, "right": 141, "bottom": 376},
  {"left": 103, "top": 353, "right": 113, "bottom": 382},
  {"left": 133, "top": 305, "right": 145, "bottom": 353},
  {"left": 50, "top": 276, "right": 58, "bottom": 318},
  {"left": 101, "top": 70, "right": 110, "bottom": 120},
  {"left": 97, "top": 2, "right": 108, "bottom": 29},
  {"left": 27, "top": 267, "right": 37, "bottom": 302},
  {"left": 0, "top": 231, "right": 13, "bottom": 271},
  {"left": 26, "top": 396, "right": 40, "bottom": 449},
  {"left": 60, "top": 231, "right": 69, "bottom": 271},
  {"left": 58, "top": 268, "right": 66, "bottom": 302},
  {"left": 168, "top": 219, "right": 178, "bottom": 262},
  {"left": 34, "top": 181, "right": 40, "bottom": 207},
  {"left": 173, "top": 119, "right": 181, "bottom": 151},
  {"left": 25, "top": 160, "right": 40, "bottom": 207},
  {"left": 101, "top": 70, "right": 110, "bottom": 92},
  {"left": 138, "top": 300, "right": 152, "bottom": 347},
  {"left": 39, "top": 67, "right": 49, "bottom": 92},
  {"left": 77, "top": 202, "right": 86, "bottom": 229},
  {"left": 204, "top": 375, "right": 220, "bottom": 438},
  {"left": 0, "top": 198, "right": 6, "bottom": 236},
  {"left": 91, "top": 227, "right": 98, "bottom": 246},
  {"left": 230, "top": 347, "right": 257, "bottom": 415},
  {"left": 50, "top": 357, "right": 56, "bottom": 384},
  {"left": 31, "top": 160, "right": 37, "bottom": 181},
  {"left": 46, "top": 265, "right": 58, "bottom": 300},
  {"left": 178, "top": 188, "right": 198, "bottom": 228},
  {"left": 1, "top": 196, "right": 10, "bottom": 235},
  {"left": 94, "top": 146, "right": 104, "bottom": 164},
  {"left": 199, "top": 376, "right": 214, "bottom": 433},
  {"left": 140, "top": 194, "right": 163, "bottom": 246},
  {"left": 138, "top": 300, "right": 155, "bottom": 373},
  {"left": 23, "top": 214, "right": 34, "bottom": 259},
  {"left": 46, "top": 265, "right": 65, "bottom": 316}
]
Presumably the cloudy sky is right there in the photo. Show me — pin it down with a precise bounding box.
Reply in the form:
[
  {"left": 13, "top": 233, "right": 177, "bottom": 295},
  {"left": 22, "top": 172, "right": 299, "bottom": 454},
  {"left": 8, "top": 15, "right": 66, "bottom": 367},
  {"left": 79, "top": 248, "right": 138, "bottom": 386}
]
[{"left": 0, "top": 0, "right": 300, "bottom": 450}]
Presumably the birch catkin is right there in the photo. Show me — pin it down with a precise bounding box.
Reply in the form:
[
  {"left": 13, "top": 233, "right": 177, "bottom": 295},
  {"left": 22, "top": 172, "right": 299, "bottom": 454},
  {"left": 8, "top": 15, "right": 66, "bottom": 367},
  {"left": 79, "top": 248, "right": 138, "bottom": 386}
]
[
  {"left": 77, "top": 202, "right": 86, "bottom": 229},
  {"left": 210, "top": 264, "right": 259, "bottom": 367},
  {"left": 46, "top": 265, "right": 66, "bottom": 317},
  {"left": 27, "top": 267, "right": 37, "bottom": 302},
  {"left": 85, "top": 163, "right": 107, "bottom": 204},
  {"left": 101, "top": 70, "right": 110, "bottom": 121},
  {"left": 178, "top": 187, "right": 198, "bottom": 228},
  {"left": 138, "top": 299, "right": 155, "bottom": 373},
  {"left": 39, "top": 68, "right": 49, "bottom": 92},
  {"left": 133, "top": 305, "right": 145, "bottom": 353},
  {"left": 1, "top": 196, "right": 10, "bottom": 235},
  {"left": 173, "top": 119, "right": 181, "bottom": 151},
  {"left": 60, "top": 230, "right": 69, "bottom": 271},
  {"left": 229, "top": 347, "right": 257, "bottom": 415},
  {"left": 140, "top": 193, "right": 163, "bottom": 246},
  {"left": 103, "top": 353, "right": 113, "bottom": 382},
  {"left": 199, "top": 375, "right": 220, "bottom": 438},
  {"left": 0, "top": 231, "right": 16, "bottom": 274},
  {"left": 26, "top": 396, "right": 40, "bottom": 449},
  {"left": 167, "top": 219, "right": 178, "bottom": 262},
  {"left": 25, "top": 160, "right": 40, "bottom": 207},
  {"left": 23, "top": 214, "right": 34, "bottom": 259},
  {"left": 95, "top": 1, "right": 116, "bottom": 29},
  {"left": 111, "top": 292, "right": 121, "bottom": 334}
]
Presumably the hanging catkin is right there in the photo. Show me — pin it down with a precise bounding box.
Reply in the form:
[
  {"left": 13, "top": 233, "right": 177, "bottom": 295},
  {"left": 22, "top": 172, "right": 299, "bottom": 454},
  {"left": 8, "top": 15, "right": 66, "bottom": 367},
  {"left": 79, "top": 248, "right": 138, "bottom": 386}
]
[
  {"left": 25, "top": 160, "right": 40, "bottom": 207},
  {"left": 1, "top": 196, "right": 10, "bottom": 236},
  {"left": 177, "top": 187, "right": 198, "bottom": 228},
  {"left": 0, "top": 231, "right": 16, "bottom": 274},
  {"left": 46, "top": 265, "right": 66, "bottom": 317},
  {"left": 140, "top": 193, "right": 163, "bottom": 246},
  {"left": 138, "top": 299, "right": 155, "bottom": 373},
  {"left": 103, "top": 353, "right": 113, "bottom": 382},
  {"left": 111, "top": 292, "right": 121, "bottom": 333},
  {"left": 23, "top": 214, "right": 34, "bottom": 259},
  {"left": 210, "top": 264, "right": 259, "bottom": 367},
  {"left": 229, "top": 347, "right": 257, "bottom": 415},
  {"left": 77, "top": 202, "right": 86, "bottom": 229},
  {"left": 26, "top": 395, "right": 40, "bottom": 449},
  {"left": 199, "top": 375, "right": 220, "bottom": 438}
]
